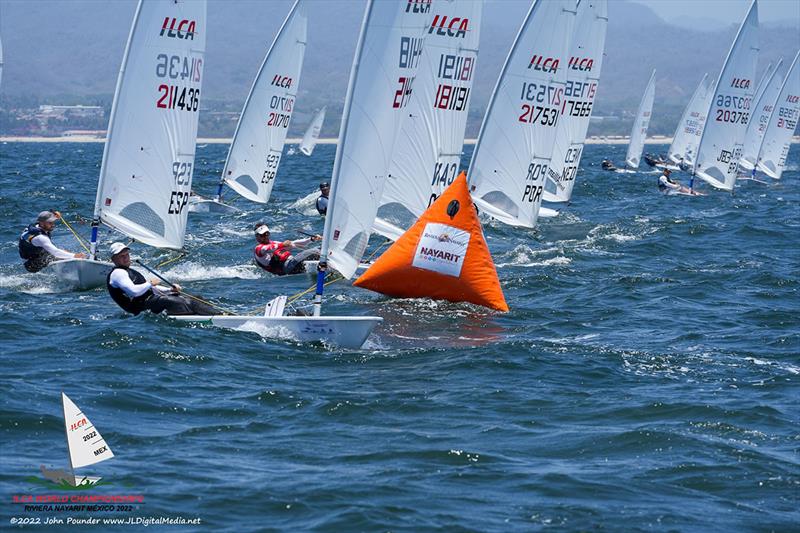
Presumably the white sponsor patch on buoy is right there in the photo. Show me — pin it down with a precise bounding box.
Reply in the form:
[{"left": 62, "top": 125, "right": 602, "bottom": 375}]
[{"left": 412, "top": 223, "right": 470, "bottom": 277}]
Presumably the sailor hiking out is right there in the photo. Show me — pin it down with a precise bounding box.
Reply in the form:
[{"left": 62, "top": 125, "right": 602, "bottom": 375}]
[
  {"left": 106, "top": 243, "right": 219, "bottom": 316},
  {"left": 601, "top": 159, "right": 617, "bottom": 171},
  {"left": 253, "top": 223, "right": 321, "bottom": 276},
  {"left": 18, "top": 211, "right": 85, "bottom": 272},
  {"left": 657, "top": 168, "right": 700, "bottom": 195}
]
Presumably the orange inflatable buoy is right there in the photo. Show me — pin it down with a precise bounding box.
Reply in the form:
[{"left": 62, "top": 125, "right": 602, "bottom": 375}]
[{"left": 354, "top": 171, "right": 508, "bottom": 312}]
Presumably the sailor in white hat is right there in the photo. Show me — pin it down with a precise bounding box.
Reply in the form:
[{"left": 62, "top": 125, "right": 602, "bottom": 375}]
[
  {"left": 253, "top": 222, "right": 321, "bottom": 276},
  {"left": 106, "top": 243, "right": 218, "bottom": 316}
]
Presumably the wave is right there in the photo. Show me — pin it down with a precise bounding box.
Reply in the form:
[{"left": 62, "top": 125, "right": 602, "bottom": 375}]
[
  {"left": 163, "top": 261, "right": 261, "bottom": 282},
  {"left": 0, "top": 272, "right": 64, "bottom": 294},
  {"left": 287, "top": 190, "right": 319, "bottom": 216}
]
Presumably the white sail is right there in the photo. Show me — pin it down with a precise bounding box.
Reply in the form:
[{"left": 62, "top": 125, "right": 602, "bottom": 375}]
[
  {"left": 756, "top": 50, "right": 800, "bottom": 180},
  {"left": 62, "top": 393, "right": 114, "bottom": 470},
  {"left": 94, "top": 0, "right": 206, "bottom": 249},
  {"left": 377, "top": 0, "right": 482, "bottom": 234},
  {"left": 625, "top": 69, "right": 656, "bottom": 169},
  {"left": 299, "top": 106, "right": 326, "bottom": 156},
  {"left": 221, "top": 0, "right": 306, "bottom": 203},
  {"left": 544, "top": 0, "right": 608, "bottom": 204},
  {"left": 740, "top": 59, "right": 784, "bottom": 171},
  {"left": 693, "top": 0, "right": 758, "bottom": 191},
  {"left": 667, "top": 74, "right": 712, "bottom": 167},
  {"left": 321, "top": 0, "right": 429, "bottom": 278},
  {"left": 468, "top": 0, "right": 576, "bottom": 228}
]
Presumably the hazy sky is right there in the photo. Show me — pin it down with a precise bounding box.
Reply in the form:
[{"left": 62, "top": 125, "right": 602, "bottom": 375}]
[{"left": 630, "top": 0, "right": 800, "bottom": 26}]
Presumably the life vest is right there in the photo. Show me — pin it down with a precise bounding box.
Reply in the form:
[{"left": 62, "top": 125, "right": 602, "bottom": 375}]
[
  {"left": 18, "top": 224, "right": 50, "bottom": 260},
  {"left": 106, "top": 267, "right": 153, "bottom": 315},
  {"left": 255, "top": 245, "right": 293, "bottom": 276},
  {"left": 316, "top": 195, "right": 328, "bottom": 215}
]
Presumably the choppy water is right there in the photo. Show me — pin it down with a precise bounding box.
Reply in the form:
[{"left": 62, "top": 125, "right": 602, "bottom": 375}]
[{"left": 1, "top": 141, "right": 798, "bottom": 531}]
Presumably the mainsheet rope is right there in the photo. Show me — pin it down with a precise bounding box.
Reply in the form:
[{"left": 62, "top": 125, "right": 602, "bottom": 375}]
[{"left": 54, "top": 211, "right": 91, "bottom": 254}]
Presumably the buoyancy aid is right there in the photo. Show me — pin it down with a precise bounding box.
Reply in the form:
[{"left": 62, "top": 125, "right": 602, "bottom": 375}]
[
  {"left": 18, "top": 224, "right": 49, "bottom": 260},
  {"left": 255, "top": 244, "right": 293, "bottom": 275},
  {"left": 106, "top": 267, "right": 153, "bottom": 315}
]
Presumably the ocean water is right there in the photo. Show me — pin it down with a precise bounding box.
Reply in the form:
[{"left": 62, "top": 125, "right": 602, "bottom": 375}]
[{"left": 0, "top": 141, "right": 797, "bottom": 531}]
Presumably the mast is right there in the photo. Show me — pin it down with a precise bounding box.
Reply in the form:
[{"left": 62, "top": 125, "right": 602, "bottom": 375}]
[
  {"left": 314, "top": 0, "right": 375, "bottom": 317},
  {"left": 89, "top": 0, "right": 143, "bottom": 259}
]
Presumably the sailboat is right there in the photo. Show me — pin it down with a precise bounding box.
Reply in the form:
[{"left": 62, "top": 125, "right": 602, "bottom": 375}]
[
  {"left": 543, "top": 0, "right": 609, "bottom": 204},
  {"left": 374, "top": 0, "right": 482, "bottom": 240},
  {"left": 666, "top": 73, "right": 712, "bottom": 170},
  {"left": 174, "top": 0, "right": 429, "bottom": 349},
  {"left": 40, "top": 393, "right": 114, "bottom": 487},
  {"left": 46, "top": 0, "right": 207, "bottom": 289},
  {"left": 468, "top": 0, "right": 576, "bottom": 229},
  {"left": 191, "top": 0, "right": 307, "bottom": 213},
  {"left": 624, "top": 69, "right": 656, "bottom": 170},
  {"left": 738, "top": 58, "right": 785, "bottom": 176},
  {"left": 753, "top": 49, "right": 800, "bottom": 180},
  {"left": 691, "top": 0, "right": 758, "bottom": 192},
  {"left": 299, "top": 106, "right": 326, "bottom": 156}
]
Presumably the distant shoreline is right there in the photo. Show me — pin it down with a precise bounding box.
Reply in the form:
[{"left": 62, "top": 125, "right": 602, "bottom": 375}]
[
  {"left": 1, "top": 136, "right": 676, "bottom": 145},
  {"left": 3, "top": 136, "right": 799, "bottom": 145}
]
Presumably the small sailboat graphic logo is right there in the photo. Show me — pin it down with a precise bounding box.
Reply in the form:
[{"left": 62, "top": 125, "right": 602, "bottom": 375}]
[{"left": 40, "top": 393, "right": 114, "bottom": 487}]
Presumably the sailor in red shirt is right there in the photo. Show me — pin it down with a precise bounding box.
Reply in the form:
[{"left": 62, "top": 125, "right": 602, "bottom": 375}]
[{"left": 253, "top": 223, "right": 321, "bottom": 276}]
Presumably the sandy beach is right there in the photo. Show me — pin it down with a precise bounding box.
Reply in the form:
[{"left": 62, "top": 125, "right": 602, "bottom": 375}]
[
  {"left": 3, "top": 135, "right": 799, "bottom": 145},
  {"left": 1, "top": 135, "right": 677, "bottom": 145}
]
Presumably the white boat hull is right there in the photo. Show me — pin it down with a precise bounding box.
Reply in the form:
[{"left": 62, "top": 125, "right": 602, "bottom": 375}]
[
  {"left": 655, "top": 162, "right": 682, "bottom": 172},
  {"left": 188, "top": 198, "right": 239, "bottom": 214},
  {"left": 173, "top": 315, "right": 382, "bottom": 349},
  {"left": 539, "top": 207, "right": 560, "bottom": 218},
  {"left": 45, "top": 258, "right": 114, "bottom": 290}
]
